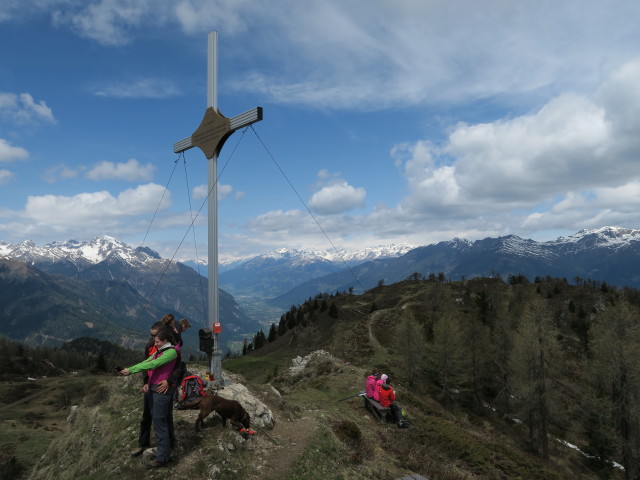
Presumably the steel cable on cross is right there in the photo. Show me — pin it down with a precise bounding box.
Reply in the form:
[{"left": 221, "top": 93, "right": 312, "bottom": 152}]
[
  {"left": 140, "top": 126, "right": 249, "bottom": 310},
  {"left": 103, "top": 130, "right": 248, "bottom": 372},
  {"left": 45, "top": 154, "right": 185, "bottom": 372},
  {"left": 249, "top": 125, "right": 367, "bottom": 295},
  {"left": 181, "top": 156, "right": 208, "bottom": 324}
]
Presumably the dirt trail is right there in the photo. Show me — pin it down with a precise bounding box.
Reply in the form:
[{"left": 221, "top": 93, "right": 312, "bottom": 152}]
[
  {"left": 367, "top": 310, "right": 386, "bottom": 352},
  {"left": 247, "top": 415, "right": 317, "bottom": 480}
]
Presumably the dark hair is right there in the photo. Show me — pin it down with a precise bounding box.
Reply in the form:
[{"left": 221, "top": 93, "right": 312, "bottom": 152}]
[
  {"left": 150, "top": 321, "right": 163, "bottom": 331},
  {"left": 180, "top": 318, "right": 191, "bottom": 328},
  {"left": 156, "top": 329, "right": 173, "bottom": 342}
]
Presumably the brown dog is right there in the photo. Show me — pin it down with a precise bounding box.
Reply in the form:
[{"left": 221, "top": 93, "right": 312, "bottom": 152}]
[{"left": 193, "top": 394, "right": 252, "bottom": 434}]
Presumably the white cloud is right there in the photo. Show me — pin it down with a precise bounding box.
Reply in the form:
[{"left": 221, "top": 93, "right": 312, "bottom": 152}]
[
  {"left": 173, "top": 0, "right": 251, "bottom": 35},
  {"left": 43, "top": 164, "right": 84, "bottom": 183},
  {"left": 309, "top": 181, "right": 366, "bottom": 215},
  {"left": 0, "top": 92, "right": 55, "bottom": 125},
  {"left": 193, "top": 184, "right": 208, "bottom": 200},
  {"left": 23, "top": 184, "right": 171, "bottom": 227},
  {"left": 239, "top": 57, "right": 640, "bottom": 252},
  {"left": 228, "top": 1, "right": 640, "bottom": 110},
  {"left": 51, "top": 0, "right": 154, "bottom": 46},
  {"left": 392, "top": 58, "right": 640, "bottom": 224},
  {"left": 0, "top": 139, "right": 28, "bottom": 163},
  {"left": 92, "top": 78, "right": 180, "bottom": 99},
  {"left": 193, "top": 183, "right": 233, "bottom": 201},
  {"left": 85, "top": 159, "right": 155, "bottom": 181},
  {"left": 0, "top": 170, "right": 14, "bottom": 185},
  {"left": 15, "top": 1, "right": 639, "bottom": 110}
]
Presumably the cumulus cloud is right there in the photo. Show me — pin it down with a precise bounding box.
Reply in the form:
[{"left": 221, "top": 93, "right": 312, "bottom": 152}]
[
  {"left": 241, "top": 57, "right": 640, "bottom": 252},
  {"left": 0, "top": 92, "right": 55, "bottom": 125},
  {"left": 0, "top": 139, "right": 28, "bottom": 163},
  {"left": 309, "top": 180, "right": 366, "bottom": 215},
  {"left": 85, "top": 159, "right": 155, "bottom": 181},
  {"left": 23, "top": 183, "right": 171, "bottom": 227}
]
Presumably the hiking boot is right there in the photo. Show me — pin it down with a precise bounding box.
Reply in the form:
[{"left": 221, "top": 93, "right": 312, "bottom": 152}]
[
  {"left": 130, "top": 447, "right": 145, "bottom": 457},
  {"left": 147, "top": 459, "right": 168, "bottom": 468}
]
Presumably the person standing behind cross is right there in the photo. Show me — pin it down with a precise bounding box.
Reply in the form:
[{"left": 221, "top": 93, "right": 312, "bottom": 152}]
[{"left": 121, "top": 329, "right": 178, "bottom": 468}]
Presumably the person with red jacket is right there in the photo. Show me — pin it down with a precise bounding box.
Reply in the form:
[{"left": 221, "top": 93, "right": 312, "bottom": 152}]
[
  {"left": 378, "top": 377, "right": 404, "bottom": 427},
  {"left": 373, "top": 373, "right": 387, "bottom": 402}
]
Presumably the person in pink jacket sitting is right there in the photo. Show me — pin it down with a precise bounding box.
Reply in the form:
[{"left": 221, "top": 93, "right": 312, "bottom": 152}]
[
  {"left": 365, "top": 371, "right": 379, "bottom": 398},
  {"left": 373, "top": 373, "right": 388, "bottom": 402}
]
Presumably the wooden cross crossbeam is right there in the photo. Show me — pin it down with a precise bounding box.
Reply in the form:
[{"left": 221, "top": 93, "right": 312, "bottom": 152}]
[{"left": 173, "top": 106, "right": 263, "bottom": 159}]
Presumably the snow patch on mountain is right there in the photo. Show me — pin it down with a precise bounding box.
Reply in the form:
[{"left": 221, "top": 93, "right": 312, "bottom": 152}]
[{"left": 500, "top": 236, "right": 558, "bottom": 260}]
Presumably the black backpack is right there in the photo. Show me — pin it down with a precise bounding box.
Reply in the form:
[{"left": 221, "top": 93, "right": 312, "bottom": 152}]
[{"left": 177, "top": 374, "right": 206, "bottom": 409}]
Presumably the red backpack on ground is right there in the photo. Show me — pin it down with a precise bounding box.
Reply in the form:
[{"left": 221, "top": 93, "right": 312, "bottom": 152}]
[{"left": 177, "top": 374, "right": 206, "bottom": 409}]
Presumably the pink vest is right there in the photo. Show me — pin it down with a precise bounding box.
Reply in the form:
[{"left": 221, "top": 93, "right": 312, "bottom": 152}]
[
  {"left": 365, "top": 375, "right": 377, "bottom": 398},
  {"left": 148, "top": 346, "right": 177, "bottom": 385},
  {"left": 373, "top": 379, "right": 383, "bottom": 402}
]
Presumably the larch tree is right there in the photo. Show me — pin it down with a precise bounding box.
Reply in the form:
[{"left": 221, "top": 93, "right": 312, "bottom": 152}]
[
  {"left": 396, "top": 309, "right": 425, "bottom": 388},
  {"left": 428, "top": 312, "right": 467, "bottom": 410},
  {"left": 509, "top": 298, "right": 560, "bottom": 460},
  {"left": 589, "top": 301, "right": 640, "bottom": 479}
]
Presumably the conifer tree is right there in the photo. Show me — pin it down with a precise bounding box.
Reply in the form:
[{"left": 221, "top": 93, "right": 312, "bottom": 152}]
[
  {"left": 428, "top": 312, "right": 466, "bottom": 410},
  {"left": 268, "top": 323, "right": 277, "bottom": 343},
  {"left": 509, "top": 298, "right": 560, "bottom": 459},
  {"left": 589, "top": 301, "right": 640, "bottom": 478},
  {"left": 396, "top": 310, "right": 425, "bottom": 387}
]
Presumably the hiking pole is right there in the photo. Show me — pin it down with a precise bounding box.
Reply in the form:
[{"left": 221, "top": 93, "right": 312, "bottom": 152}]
[{"left": 336, "top": 392, "right": 365, "bottom": 402}]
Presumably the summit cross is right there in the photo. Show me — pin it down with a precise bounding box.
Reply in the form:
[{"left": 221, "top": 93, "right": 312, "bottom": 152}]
[{"left": 173, "top": 31, "right": 262, "bottom": 386}]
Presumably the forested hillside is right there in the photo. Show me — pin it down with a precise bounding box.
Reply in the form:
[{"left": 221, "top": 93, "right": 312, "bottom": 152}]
[{"left": 244, "top": 274, "right": 640, "bottom": 478}]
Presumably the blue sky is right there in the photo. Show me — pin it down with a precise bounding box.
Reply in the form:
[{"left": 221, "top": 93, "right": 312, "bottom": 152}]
[{"left": 2, "top": 0, "right": 640, "bottom": 263}]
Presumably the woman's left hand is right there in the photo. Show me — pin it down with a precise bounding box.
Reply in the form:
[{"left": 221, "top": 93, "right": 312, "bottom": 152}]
[{"left": 156, "top": 380, "right": 169, "bottom": 394}]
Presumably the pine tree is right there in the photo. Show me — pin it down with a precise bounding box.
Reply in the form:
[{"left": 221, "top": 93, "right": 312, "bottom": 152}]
[{"left": 268, "top": 323, "right": 277, "bottom": 343}]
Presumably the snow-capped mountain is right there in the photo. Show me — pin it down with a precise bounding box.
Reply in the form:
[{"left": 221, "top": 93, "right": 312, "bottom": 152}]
[
  {"left": 0, "top": 235, "right": 162, "bottom": 272},
  {"left": 0, "top": 235, "right": 259, "bottom": 347},
  {"left": 217, "top": 243, "right": 416, "bottom": 299},
  {"left": 271, "top": 226, "right": 640, "bottom": 307}
]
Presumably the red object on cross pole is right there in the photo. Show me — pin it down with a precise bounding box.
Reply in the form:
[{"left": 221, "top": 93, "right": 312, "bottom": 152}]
[{"left": 213, "top": 322, "right": 222, "bottom": 333}]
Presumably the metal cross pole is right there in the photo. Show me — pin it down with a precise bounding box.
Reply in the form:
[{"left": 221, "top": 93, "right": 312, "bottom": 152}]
[{"left": 173, "top": 31, "right": 262, "bottom": 387}]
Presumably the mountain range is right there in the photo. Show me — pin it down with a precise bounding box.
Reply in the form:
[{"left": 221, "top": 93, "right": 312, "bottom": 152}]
[
  {"left": 217, "top": 244, "right": 415, "bottom": 300},
  {"left": 0, "top": 236, "right": 258, "bottom": 349},
  {"left": 267, "top": 226, "right": 640, "bottom": 307},
  {"left": 2, "top": 227, "right": 640, "bottom": 347}
]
